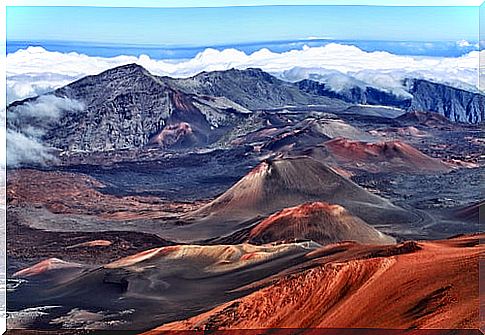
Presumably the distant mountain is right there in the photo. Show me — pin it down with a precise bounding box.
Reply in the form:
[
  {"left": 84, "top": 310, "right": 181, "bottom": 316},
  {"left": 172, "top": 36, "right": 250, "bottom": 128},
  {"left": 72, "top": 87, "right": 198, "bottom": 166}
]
[
  {"left": 258, "top": 117, "right": 372, "bottom": 152},
  {"left": 163, "top": 68, "right": 348, "bottom": 110},
  {"left": 8, "top": 64, "right": 252, "bottom": 152},
  {"left": 7, "top": 65, "right": 483, "bottom": 157},
  {"left": 297, "top": 77, "right": 484, "bottom": 124},
  {"left": 7, "top": 65, "right": 351, "bottom": 154},
  {"left": 405, "top": 78, "right": 484, "bottom": 123},
  {"left": 396, "top": 110, "right": 451, "bottom": 126},
  {"left": 297, "top": 79, "right": 411, "bottom": 109}
]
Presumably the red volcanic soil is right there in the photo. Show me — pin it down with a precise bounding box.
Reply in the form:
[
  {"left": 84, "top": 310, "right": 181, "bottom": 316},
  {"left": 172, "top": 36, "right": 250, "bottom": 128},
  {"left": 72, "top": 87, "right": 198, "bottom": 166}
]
[
  {"left": 322, "top": 138, "right": 451, "bottom": 174},
  {"left": 190, "top": 156, "right": 408, "bottom": 229},
  {"left": 13, "top": 258, "right": 83, "bottom": 278},
  {"left": 66, "top": 240, "right": 113, "bottom": 248},
  {"left": 102, "top": 243, "right": 310, "bottom": 273},
  {"left": 147, "top": 234, "right": 482, "bottom": 332},
  {"left": 7, "top": 169, "right": 203, "bottom": 220},
  {"left": 248, "top": 202, "right": 394, "bottom": 246},
  {"left": 397, "top": 111, "right": 451, "bottom": 127},
  {"left": 151, "top": 122, "right": 194, "bottom": 147}
]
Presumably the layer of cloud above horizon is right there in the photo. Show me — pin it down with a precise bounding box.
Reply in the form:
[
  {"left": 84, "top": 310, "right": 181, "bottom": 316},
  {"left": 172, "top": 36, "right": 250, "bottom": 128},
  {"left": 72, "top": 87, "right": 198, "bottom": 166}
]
[{"left": 6, "top": 43, "right": 482, "bottom": 103}]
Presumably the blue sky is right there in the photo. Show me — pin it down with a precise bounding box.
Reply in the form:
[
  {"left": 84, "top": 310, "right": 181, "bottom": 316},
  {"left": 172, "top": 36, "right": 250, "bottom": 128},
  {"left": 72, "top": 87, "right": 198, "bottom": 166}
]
[
  {"left": 7, "top": 5, "right": 479, "bottom": 46},
  {"left": 5, "top": 0, "right": 484, "bottom": 6},
  {"left": 482, "top": 2, "right": 485, "bottom": 46}
]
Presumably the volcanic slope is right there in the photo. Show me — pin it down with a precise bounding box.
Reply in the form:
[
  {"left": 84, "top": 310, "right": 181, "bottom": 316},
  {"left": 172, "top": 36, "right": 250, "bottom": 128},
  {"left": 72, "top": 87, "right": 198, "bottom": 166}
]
[
  {"left": 259, "top": 117, "right": 373, "bottom": 153},
  {"left": 8, "top": 64, "right": 252, "bottom": 152},
  {"left": 11, "top": 242, "right": 318, "bottom": 330},
  {"left": 248, "top": 202, "right": 395, "bottom": 246},
  {"left": 13, "top": 258, "right": 85, "bottom": 280},
  {"left": 451, "top": 201, "right": 483, "bottom": 224},
  {"left": 396, "top": 110, "right": 451, "bottom": 127},
  {"left": 305, "top": 138, "right": 452, "bottom": 174},
  {"left": 169, "top": 156, "right": 419, "bottom": 243},
  {"left": 163, "top": 68, "right": 349, "bottom": 110},
  {"left": 148, "top": 234, "right": 482, "bottom": 332}
]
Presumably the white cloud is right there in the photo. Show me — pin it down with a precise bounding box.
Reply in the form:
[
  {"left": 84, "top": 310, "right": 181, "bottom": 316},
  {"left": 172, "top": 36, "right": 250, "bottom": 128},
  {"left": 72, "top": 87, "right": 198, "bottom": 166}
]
[
  {"left": 4, "top": 44, "right": 482, "bottom": 166},
  {"left": 456, "top": 39, "right": 472, "bottom": 48},
  {"left": 7, "top": 95, "right": 84, "bottom": 167},
  {"left": 9, "top": 95, "right": 83, "bottom": 123},
  {"left": 278, "top": 67, "right": 414, "bottom": 98},
  {"left": 6, "top": 43, "right": 482, "bottom": 104},
  {"left": 6, "top": 129, "right": 56, "bottom": 167},
  {"left": 6, "top": 73, "right": 80, "bottom": 104}
]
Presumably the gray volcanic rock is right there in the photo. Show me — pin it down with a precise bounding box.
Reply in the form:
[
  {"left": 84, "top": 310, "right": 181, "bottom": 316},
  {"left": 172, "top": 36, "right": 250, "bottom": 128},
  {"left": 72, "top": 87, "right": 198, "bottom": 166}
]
[
  {"left": 297, "top": 77, "right": 484, "bottom": 124},
  {"left": 260, "top": 117, "right": 373, "bottom": 152},
  {"left": 163, "top": 68, "right": 349, "bottom": 110},
  {"left": 405, "top": 79, "right": 484, "bottom": 124},
  {"left": 7, "top": 65, "right": 351, "bottom": 155},
  {"left": 297, "top": 79, "right": 411, "bottom": 109},
  {"left": 182, "top": 156, "right": 418, "bottom": 242},
  {"left": 8, "top": 64, "right": 483, "bottom": 159},
  {"left": 8, "top": 64, "right": 252, "bottom": 152}
]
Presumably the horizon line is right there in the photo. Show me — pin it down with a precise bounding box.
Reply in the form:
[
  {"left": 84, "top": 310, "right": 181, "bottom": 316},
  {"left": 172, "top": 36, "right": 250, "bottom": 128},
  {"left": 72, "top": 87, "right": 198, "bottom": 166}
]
[{"left": 7, "top": 37, "right": 481, "bottom": 47}]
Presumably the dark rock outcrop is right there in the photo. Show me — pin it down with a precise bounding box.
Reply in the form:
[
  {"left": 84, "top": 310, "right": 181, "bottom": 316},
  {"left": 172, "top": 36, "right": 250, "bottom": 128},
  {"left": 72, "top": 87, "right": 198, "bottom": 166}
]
[
  {"left": 405, "top": 78, "right": 484, "bottom": 123},
  {"left": 297, "top": 79, "right": 411, "bottom": 109},
  {"left": 7, "top": 65, "right": 352, "bottom": 154},
  {"left": 8, "top": 64, "right": 252, "bottom": 152},
  {"left": 163, "top": 68, "right": 348, "bottom": 110},
  {"left": 296, "top": 77, "right": 484, "bottom": 124},
  {"left": 7, "top": 65, "right": 483, "bottom": 158}
]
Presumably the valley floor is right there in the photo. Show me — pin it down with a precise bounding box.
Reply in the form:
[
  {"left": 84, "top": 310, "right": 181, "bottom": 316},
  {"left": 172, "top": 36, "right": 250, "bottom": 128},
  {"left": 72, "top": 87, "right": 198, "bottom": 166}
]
[{"left": 6, "top": 109, "right": 483, "bottom": 333}]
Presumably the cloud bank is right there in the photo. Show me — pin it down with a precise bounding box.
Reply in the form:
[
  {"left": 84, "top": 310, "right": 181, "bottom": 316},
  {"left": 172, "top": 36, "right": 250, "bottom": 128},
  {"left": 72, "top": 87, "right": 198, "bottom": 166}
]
[
  {"left": 7, "top": 44, "right": 481, "bottom": 104},
  {"left": 7, "top": 95, "right": 84, "bottom": 167}
]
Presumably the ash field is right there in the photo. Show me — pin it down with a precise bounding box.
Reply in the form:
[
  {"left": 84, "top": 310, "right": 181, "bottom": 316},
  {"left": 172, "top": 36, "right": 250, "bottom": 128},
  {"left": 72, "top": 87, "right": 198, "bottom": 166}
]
[{"left": 5, "top": 64, "right": 484, "bottom": 333}]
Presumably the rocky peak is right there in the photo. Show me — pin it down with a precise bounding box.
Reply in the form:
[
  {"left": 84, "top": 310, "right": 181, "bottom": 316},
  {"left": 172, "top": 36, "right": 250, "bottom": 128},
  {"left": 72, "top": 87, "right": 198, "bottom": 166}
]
[
  {"left": 55, "top": 63, "right": 165, "bottom": 106},
  {"left": 166, "top": 68, "right": 348, "bottom": 110},
  {"left": 8, "top": 64, "right": 252, "bottom": 153},
  {"left": 297, "top": 79, "right": 411, "bottom": 109},
  {"left": 99, "top": 63, "right": 148, "bottom": 77},
  {"left": 404, "top": 78, "right": 484, "bottom": 124}
]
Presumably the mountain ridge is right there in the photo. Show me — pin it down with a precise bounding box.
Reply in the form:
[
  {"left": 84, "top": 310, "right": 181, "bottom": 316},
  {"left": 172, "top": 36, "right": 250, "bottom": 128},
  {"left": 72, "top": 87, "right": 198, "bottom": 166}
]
[{"left": 6, "top": 64, "right": 483, "bottom": 158}]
